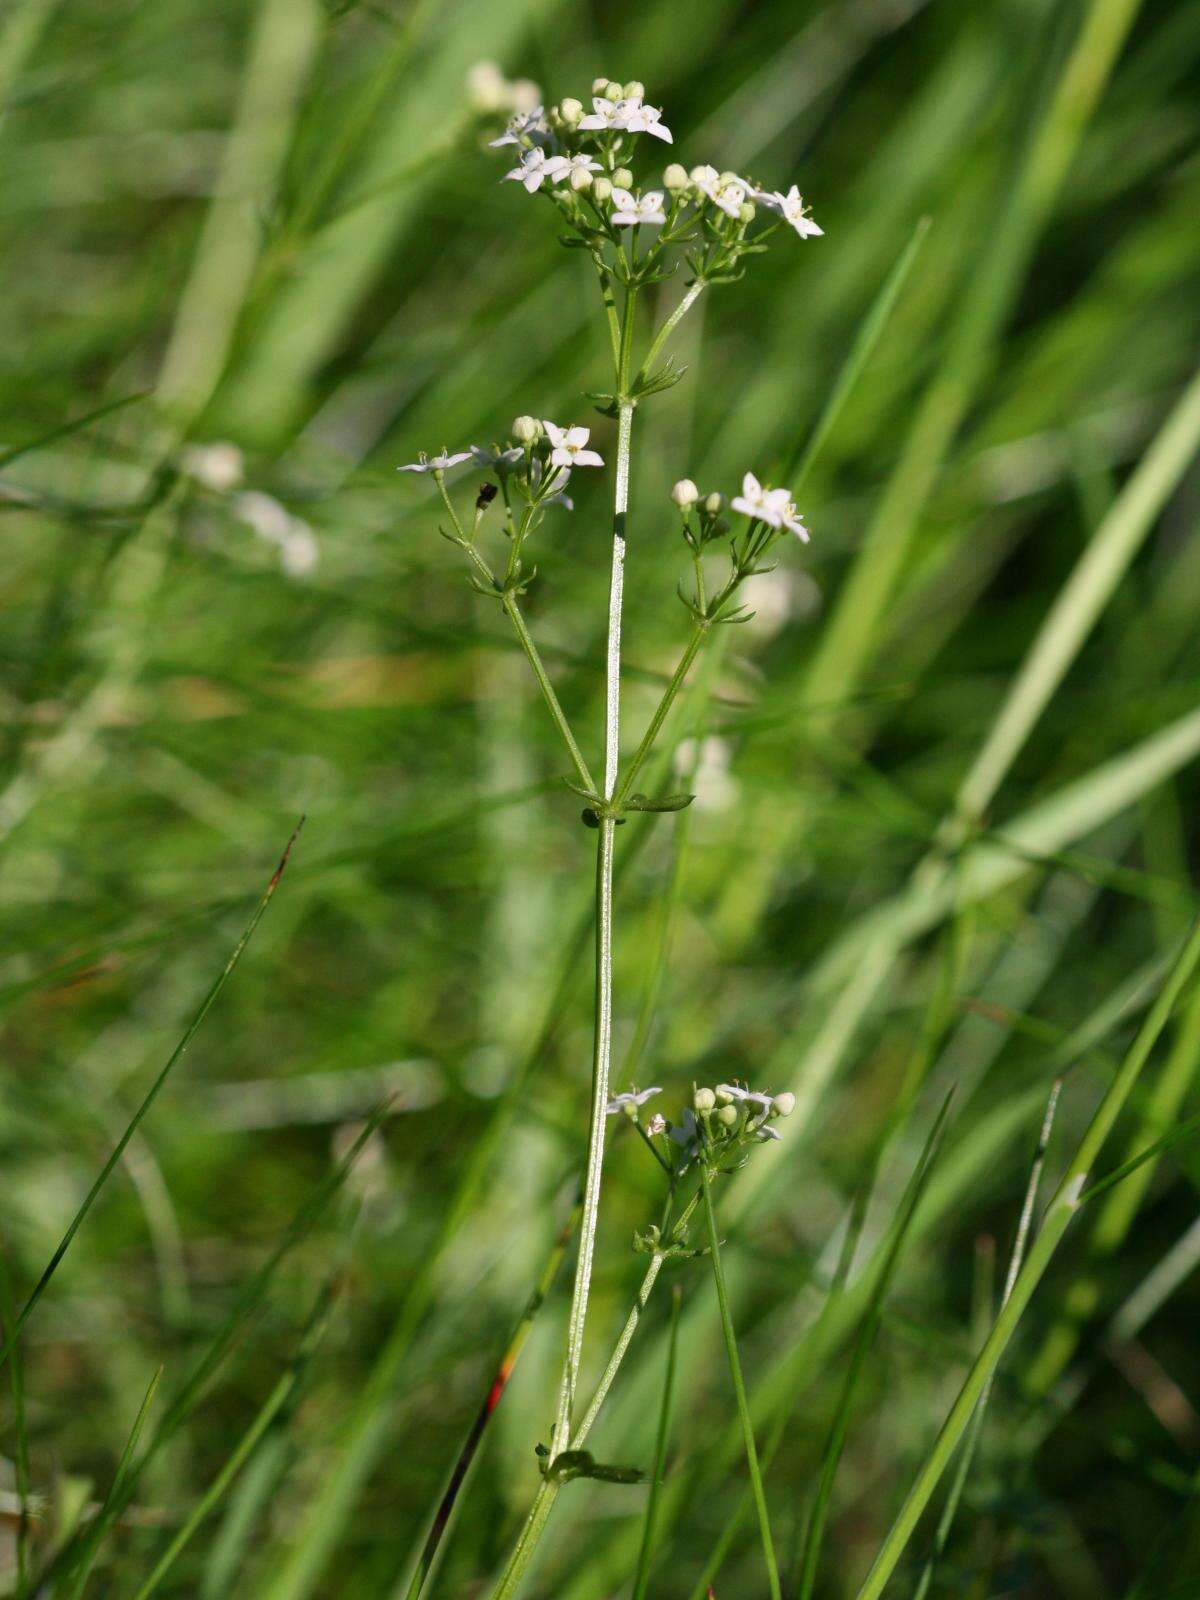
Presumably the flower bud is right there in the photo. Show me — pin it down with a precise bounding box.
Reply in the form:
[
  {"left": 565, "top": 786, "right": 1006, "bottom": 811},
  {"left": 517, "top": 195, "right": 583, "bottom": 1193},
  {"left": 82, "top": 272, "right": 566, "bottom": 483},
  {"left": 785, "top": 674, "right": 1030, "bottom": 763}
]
[
  {"left": 719, "top": 170, "right": 741, "bottom": 188},
  {"left": 570, "top": 165, "right": 593, "bottom": 191},
  {"left": 689, "top": 165, "right": 709, "bottom": 184},
  {"left": 612, "top": 166, "right": 633, "bottom": 190},
  {"left": 559, "top": 96, "right": 583, "bottom": 126},
  {"left": 717, "top": 1104, "right": 739, "bottom": 1128},
  {"left": 623, "top": 80, "right": 645, "bottom": 100},
  {"left": 671, "top": 478, "right": 700, "bottom": 509},
  {"left": 592, "top": 75, "right": 611, "bottom": 94},
  {"left": 738, "top": 200, "right": 756, "bottom": 224},
  {"left": 704, "top": 491, "right": 724, "bottom": 515},
  {"left": 512, "top": 415, "right": 541, "bottom": 443},
  {"left": 591, "top": 176, "right": 613, "bottom": 203},
  {"left": 772, "top": 1091, "right": 796, "bottom": 1118},
  {"left": 622, "top": 1098, "right": 638, "bottom": 1117},
  {"left": 604, "top": 80, "right": 623, "bottom": 99},
  {"left": 694, "top": 1086, "right": 716, "bottom": 1113},
  {"left": 511, "top": 79, "right": 541, "bottom": 115},
  {"left": 714, "top": 1086, "right": 734, "bottom": 1105},
  {"left": 646, "top": 1112, "right": 667, "bottom": 1136},
  {"left": 662, "top": 163, "right": 689, "bottom": 193}
]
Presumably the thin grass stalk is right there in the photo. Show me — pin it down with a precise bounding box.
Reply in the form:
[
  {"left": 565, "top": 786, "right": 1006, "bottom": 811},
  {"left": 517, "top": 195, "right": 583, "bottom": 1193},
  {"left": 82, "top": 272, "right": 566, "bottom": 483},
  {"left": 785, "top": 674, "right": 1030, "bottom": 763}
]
[
  {"left": 0, "top": 1243, "right": 31, "bottom": 1594},
  {"left": 64, "top": 1365, "right": 162, "bottom": 1599},
  {"left": 854, "top": 917, "right": 1200, "bottom": 1600},
  {"left": 700, "top": 1167, "right": 782, "bottom": 1600},
  {"left": 630, "top": 1284, "right": 682, "bottom": 1600},
  {"left": 911, "top": 1079, "right": 1061, "bottom": 1600}
]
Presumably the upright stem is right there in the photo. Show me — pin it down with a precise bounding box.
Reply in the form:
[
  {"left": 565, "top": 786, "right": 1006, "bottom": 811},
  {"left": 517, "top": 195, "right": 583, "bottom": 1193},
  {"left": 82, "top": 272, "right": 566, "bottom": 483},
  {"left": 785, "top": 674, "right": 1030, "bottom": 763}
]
[
  {"left": 550, "top": 289, "right": 638, "bottom": 1457},
  {"left": 701, "top": 1168, "right": 782, "bottom": 1600}
]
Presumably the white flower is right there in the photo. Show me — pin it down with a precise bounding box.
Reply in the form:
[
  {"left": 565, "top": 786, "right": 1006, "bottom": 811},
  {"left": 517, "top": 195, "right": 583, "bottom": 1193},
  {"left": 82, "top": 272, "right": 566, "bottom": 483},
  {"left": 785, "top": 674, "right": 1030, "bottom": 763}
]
[
  {"left": 529, "top": 457, "right": 574, "bottom": 510},
  {"left": 755, "top": 1124, "right": 783, "bottom": 1141},
  {"left": 691, "top": 165, "right": 749, "bottom": 219},
  {"left": 280, "top": 521, "right": 319, "bottom": 576},
  {"left": 489, "top": 105, "right": 550, "bottom": 149},
  {"left": 731, "top": 471, "right": 809, "bottom": 540},
  {"left": 611, "top": 188, "right": 666, "bottom": 227},
  {"left": 605, "top": 1085, "right": 662, "bottom": 1117},
  {"left": 470, "top": 444, "right": 523, "bottom": 467},
  {"left": 182, "top": 441, "right": 244, "bottom": 493},
  {"left": 504, "top": 147, "right": 568, "bottom": 191},
  {"left": 755, "top": 183, "right": 823, "bottom": 240},
  {"left": 646, "top": 1113, "right": 667, "bottom": 1136},
  {"left": 554, "top": 151, "right": 602, "bottom": 186},
  {"left": 578, "top": 94, "right": 673, "bottom": 143},
  {"left": 543, "top": 421, "right": 604, "bottom": 469},
  {"left": 235, "top": 489, "right": 292, "bottom": 542},
  {"left": 716, "top": 1082, "right": 775, "bottom": 1112},
  {"left": 624, "top": 101, "right": 673, "bottom": 142},
  {"left": 398, "top": 449, "right": 472, "bottom": 474}
]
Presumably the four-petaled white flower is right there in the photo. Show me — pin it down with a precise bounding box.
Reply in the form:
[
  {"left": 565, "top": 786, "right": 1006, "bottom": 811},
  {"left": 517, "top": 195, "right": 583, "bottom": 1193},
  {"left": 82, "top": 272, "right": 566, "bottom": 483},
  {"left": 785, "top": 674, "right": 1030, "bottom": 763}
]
[
  {"left": 489, "top": 105, "right": 550, "bottom": 149},
  {"left": 754, "top": 183, "right": 823, "bottom": 240},
  {"left": 543, "top": 421, "right": 604, "bottom": 468},
  {"left": 731, "top": 472, "right": 809, "bottom": 540},
  {"left": 605, "top": 1085, "right": 662, "bottom": 1117},
  {"left": 470, "top": 444, "right": 523, "bottom": 467},
  {"left": 398, "top": 449, "right": 472, "bottom": 474},
  {"left": 623, "top": 101, "right": 673, "bottom": 142},
  {"left": 692, "top": 165, "right": 749, "bottom": 218},
  {"left": 611, "top": 188, "right": 666, "bottom": 227},
  {"left": 717, "top": 1083, "right": 775, "bottom": 1113},
  {"left": 578, "top": 94, "right": 673, "bottom": 143},
  {"left": 505, "top": 147, "right": 568, "bottom": 191},
  {"left": 554, "top": 151, "right": 601, "bottom": 185}
]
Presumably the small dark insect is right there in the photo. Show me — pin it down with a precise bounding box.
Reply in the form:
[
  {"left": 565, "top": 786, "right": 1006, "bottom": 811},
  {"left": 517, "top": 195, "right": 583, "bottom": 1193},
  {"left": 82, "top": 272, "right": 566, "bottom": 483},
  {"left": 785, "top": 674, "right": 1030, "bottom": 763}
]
[{"left": 476, "top": 482, "right": 498, "bottom": 510}]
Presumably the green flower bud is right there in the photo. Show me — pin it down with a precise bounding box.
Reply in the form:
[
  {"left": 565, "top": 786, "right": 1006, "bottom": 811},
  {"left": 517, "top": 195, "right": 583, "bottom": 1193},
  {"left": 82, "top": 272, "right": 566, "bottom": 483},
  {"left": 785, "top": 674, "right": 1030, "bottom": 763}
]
[
  {"left": 570, "top": 165, "right": 593, "bottom": 192},
  {"left": 559, "top": 96, "right": 583, "bottom": 126},
  {"left": 694, "top": 1086, "right": 716, "bottom": 1113},
  {"left": 592, "top": 76, "right": 611, "bottom": 94},
  {"left": 738, "top": 200, "right": 756, "bottom": 224},
  {"left": 717, "top": 1104, "right": 739, "bottom": 1128},
  {"left": 591, "top": 175, "right": 613, "bottom": 203},
  {"left": 623, "top": 80, "right": 645, "bottom": 100},
  {"left": 671, "top": 478, "right": 700, "bottom": 510},
  {"left": 772, "top": 1092, "right": 796, "bottom": 1118},
  {"left": 512, "top": 415, "right": 541, "bottom": 444},
  {"left": 719, "top": 170, "right": 740, "bottom": 187},
  {"left": 662, "top": 163, "right": 689, "bottom": 193},
  {"left": 605, "top": 80, "right": 623, "bottom": 99},
  {"left": 613, "top": 166, "right": 634, "bottom": 190},
  {"left": 704, "top": 491, "right": 724, "bottom": 515}
]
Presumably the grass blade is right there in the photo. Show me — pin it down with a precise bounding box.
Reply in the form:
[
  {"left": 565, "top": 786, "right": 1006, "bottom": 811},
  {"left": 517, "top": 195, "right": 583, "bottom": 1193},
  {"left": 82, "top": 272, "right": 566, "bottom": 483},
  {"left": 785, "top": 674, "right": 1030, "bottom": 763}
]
[
  {"left": 65, "top": 1364, "right": 163, "bottom": 1600},
  {"left": 630, "top": 1283, "right": 682, "bottom": 1600},
  {"left": 0, "top": 1241, "right": 32, "bottom": 1594},
  {"left": 797, "top": 1090, "right": 955, "bottom": 1600},
  {"left": 0, "top": 822, "right": 302, "bottom": 1374}
]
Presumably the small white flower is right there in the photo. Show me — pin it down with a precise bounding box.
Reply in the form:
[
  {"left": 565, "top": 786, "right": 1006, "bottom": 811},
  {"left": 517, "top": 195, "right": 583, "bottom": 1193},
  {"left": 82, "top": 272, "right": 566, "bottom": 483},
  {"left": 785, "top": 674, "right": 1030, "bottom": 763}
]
[
  {"left": 489, "top": 105, "right": 550, "bottom": 149},
  {"left": 554, "top": 151, "right": 602, "bottom": 186},
  {"left": 755, "top": 1124, "right": 783, "bottom": 1141},
  {"left": 182, "top": 441, "right": 244, "bottom": 493},
  {"left": 646, "top": 1113, "right": 667, "bottom": 1136},
  {"left": 280, "top": 521, "right": 319, "bottom": 576},
  {"left": 731, "top": 471, "right": 809, "bottom": 540},
  {"left": 611, "top": 188, "right": 666, "bottom": 227},
  {"left": 716, "top": 1082, "right": 775, "bottom": 1112},
  {"left": 624, "top": 101, "right": 673, "bottom": 142},
  {"left": 398, "top": 449, "right": 473, "bottom": 474},
  {"left": 605, "top": 1085, "right": 662, "bottom": 1117},
  {"left": 504, "top": 147, "right": 568, "bottom": 191},
  {"left": 692, "top": 165, "right": 749, "bottom": 218},
  {"left": 755, "top": 183, "right": 823, "bottom": 240},
  {"left": 470, "top": 444, "right": 523, "bottom": 468},
  {"left": 235, "top": 489, "right": 292, "bottom": 542},
  {"left": 578, "top": 94, "right": 635, "bottom": 132},
  {"left": 543, "top": 421, "right": 604, "bottom": 469}
]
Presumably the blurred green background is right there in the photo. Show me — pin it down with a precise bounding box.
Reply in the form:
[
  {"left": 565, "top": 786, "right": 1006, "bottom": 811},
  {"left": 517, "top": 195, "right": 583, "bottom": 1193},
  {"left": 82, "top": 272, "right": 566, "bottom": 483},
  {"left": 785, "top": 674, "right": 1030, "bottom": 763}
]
[{"left": 3, "top": 0, "right": 1200, "bottom": 1595}]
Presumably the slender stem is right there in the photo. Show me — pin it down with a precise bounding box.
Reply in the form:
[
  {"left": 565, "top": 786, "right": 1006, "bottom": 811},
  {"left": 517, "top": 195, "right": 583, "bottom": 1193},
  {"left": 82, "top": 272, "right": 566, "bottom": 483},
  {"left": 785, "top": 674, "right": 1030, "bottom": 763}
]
[
  {"left": 615, "top": 623, "right": 706, "bottom": 807},
  {"left": 701, "top": 1168, "right": 782, "bottom": 1600},
  {"left": 631, "top": 1285, "right": 682, "bottom": 1600},
  {"left": 436, "top": 475, "right": 596, "bottom": 795},
  {"left": 549, "top": 282, "right": 638, "bottom": 1457},
  {"left": 637, "top": 279, "right": 706, "bottom": 382}
]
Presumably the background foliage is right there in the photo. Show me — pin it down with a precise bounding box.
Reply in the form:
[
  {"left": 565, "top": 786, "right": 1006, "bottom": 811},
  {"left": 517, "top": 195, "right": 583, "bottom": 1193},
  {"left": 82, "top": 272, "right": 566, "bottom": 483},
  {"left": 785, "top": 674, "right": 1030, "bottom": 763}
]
[{"left": 3, "top": 0, "right": 1200, "bottom": 1595}]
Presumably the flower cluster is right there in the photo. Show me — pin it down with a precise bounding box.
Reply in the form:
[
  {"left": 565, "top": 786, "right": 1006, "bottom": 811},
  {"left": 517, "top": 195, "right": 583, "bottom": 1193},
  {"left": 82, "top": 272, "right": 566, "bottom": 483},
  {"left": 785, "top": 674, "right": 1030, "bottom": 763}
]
[
  {"left": 487, "top": 76, "right": 821, "bottom": 290},
  {"left": 606, "top": 1081, "right": 795, "bottom": 1177}
]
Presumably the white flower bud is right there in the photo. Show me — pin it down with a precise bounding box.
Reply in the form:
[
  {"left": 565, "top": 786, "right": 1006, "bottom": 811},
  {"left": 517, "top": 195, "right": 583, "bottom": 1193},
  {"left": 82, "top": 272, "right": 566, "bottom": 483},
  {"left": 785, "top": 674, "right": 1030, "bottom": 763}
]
[
  {"left": 738, "top": 199, "right": 756, "bottom": 224},
  {"left": 719, "top": 170, "right": 740, "bottom": 187},
  {"left": 717, "top": 1104, "right": 739, "bottom": 1128},
  {"left": 604, "top": 80, "right": 623, "bottom": 99},
  {"left": 570, "top": 165, "right": 593, "bottom": 191},
  {"left": 704, "top": 491, "right": 724, "bottom": 515},
  {"left": 593, "top": 75, "right": 612, "bottom": 93},
  {"left": 591, "top": 175, "right": 613, "bottom": 203},
  {"left": 511, "top": 78, "right": 542, "bottom": 114},
  {"left": 559, "top": 96, "right": 583, "bottom": 126},
  {"left": 772, "top": 1091, "right": 796, "bottom": 1118},
  {"left": 662, "top": 163, "right": 689, "bottom": 192},
  {"left": 694, "top": 1086, "right": 716, "bottom": 1113},
  {"left": 715, "top": 1086, "right": 734, "bottom": 1105},
  {"left": 690, "top": 165, "right": 709, "bottom": 184},
  {"left": 512, "top": 415, "right": 541, "bottom": 443},
  {"left": 612, "top": 166, "right": 633, "bottom": 189},
  {"left": 671, "top": 478, "right": 700, "bottom": 509},
  {"left": 623, "top": 80, "right": 645, "bottom": 100}
]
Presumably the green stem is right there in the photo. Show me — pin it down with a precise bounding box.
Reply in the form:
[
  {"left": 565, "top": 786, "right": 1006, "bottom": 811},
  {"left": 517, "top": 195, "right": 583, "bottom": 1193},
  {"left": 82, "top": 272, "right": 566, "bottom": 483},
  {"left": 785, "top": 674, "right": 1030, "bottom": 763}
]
[
  {"left": 637, "top": 279, "right": 706, "bottom": 382},
  {"left": 615, "top": 624, "right": 706, "bottom": 808},
  {"left": 701, "top": 1168, "right": 782, "bottom": 1600},
  {"left": 436, "top": 475, "right": 596, "bottom": 796},
  {"left": 631, "top": 1285, "right": 682, "bottom": 1600}
]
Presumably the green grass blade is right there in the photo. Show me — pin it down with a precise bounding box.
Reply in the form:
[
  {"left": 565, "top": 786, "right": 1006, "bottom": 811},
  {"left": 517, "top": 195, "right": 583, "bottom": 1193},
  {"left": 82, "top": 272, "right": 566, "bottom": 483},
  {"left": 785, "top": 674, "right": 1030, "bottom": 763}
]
[
  {"left": 0, "top": 390, "right": 150, "bottom": 471},
  {"left": 796, "top": 1090, "right": 954, "bottom": 1600},
  {"left": 0, "top": 1241, "right": 32, "bottom": 1595},
  {"left": 0, "top": 823, "right": 302, "bottom": 1373},
  {"left": 630, "top": 1283, "right": 682, "bottom": 1600},
  {"left": 854, "top": 917, "right": 1200, "bottom": 1600},
  {"left": 65, "top": 1364, "right": 163, "bottom": 1600}
]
